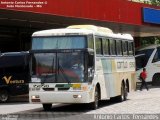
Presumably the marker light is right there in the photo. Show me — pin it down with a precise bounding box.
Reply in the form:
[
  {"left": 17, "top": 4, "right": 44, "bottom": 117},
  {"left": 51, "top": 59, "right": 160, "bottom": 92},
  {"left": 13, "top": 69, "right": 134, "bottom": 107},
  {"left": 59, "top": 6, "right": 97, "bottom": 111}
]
[
  {"left": 73, "top": 95, "right": 82, "bottom": 98},
  {"left": 82, "top": 86, "right": 88, "bottom": 91}
]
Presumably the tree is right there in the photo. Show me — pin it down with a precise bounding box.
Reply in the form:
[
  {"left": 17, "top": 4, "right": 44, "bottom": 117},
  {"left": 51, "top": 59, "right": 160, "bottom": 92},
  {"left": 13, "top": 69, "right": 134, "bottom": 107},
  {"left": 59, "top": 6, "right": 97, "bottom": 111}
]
[
  {"left": 131, "top": 0, "right": 160, "bottom": 6},
  {"left": 150, "top": 0, "right": 160, "bottom": 6}
]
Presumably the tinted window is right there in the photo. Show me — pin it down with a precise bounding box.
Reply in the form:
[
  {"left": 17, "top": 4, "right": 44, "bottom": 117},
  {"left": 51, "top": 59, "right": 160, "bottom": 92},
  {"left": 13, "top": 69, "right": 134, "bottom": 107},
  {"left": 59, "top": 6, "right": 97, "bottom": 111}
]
[
  {"left": 103, "top": 39, "right": 109, "bottom": 55},
  {"left": 110, "top": 39, "right": 116, "bottom": 55},
  {"left": 32, "top": 52, "right": 85, "bottom": 83},
  {"left": 122, "top": 41, "right": 128, "bottom": 56},
  {"left": 0, "top": 54, "right": 29, "bottom": 68},
  {"left": 116, "top": 40, "right": 122, "bottom": 55},
  {"left": 128, "top": 42, "right": 134, "bottom": 56},
  {"left": 32, "top": 36, "right": 86, "bottom": 50},
  {"left": 95, "top": 38, "right": 102, "bottom": 55},
  {"left": 152, "top": 47, "right": 160, "bottom": 63},
  {"left": 135, "top": 48, "right": 154, "bottom": 70},
  {"left": 87, "top": 36, "right": 94, "bottom": 49},
  {"left": 0, "top": 53, "right": 30, "bottom": 83}
]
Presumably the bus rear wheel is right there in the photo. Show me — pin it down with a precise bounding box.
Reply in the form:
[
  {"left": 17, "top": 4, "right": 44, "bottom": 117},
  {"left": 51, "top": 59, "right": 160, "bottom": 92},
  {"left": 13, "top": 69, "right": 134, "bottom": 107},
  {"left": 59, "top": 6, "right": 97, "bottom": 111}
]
[
  {"left": 90, "top": 87, "right": 99, "bottom": 110},
  {"left": 42, "top": 104, "right": 52, "bottom": 111},
  {"left": 117, "top": 84, "right": 127, "bottom": 102},
  {"left": 0, "top": 90, "right": 9, "bottom": 102}
]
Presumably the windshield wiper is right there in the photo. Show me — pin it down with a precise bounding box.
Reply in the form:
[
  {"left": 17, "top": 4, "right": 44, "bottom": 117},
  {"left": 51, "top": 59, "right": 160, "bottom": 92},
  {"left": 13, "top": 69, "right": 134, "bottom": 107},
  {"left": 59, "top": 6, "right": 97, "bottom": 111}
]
[{"left": 58, "top": 58, "right": 71, "bottom": 84}]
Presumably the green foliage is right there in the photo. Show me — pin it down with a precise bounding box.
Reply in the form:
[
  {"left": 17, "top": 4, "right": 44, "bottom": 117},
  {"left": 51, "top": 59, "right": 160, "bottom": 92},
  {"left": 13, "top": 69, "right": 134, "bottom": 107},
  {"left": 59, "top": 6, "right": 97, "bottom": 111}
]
[
  {"left": 150, "top": 0, "right": 160, "bottom": 6},
  {"left": 140, "top": 37, "right": 160, "bottom": 47},
  {"left": 132, "top": 0, "right": 160, "bottom": 6}
]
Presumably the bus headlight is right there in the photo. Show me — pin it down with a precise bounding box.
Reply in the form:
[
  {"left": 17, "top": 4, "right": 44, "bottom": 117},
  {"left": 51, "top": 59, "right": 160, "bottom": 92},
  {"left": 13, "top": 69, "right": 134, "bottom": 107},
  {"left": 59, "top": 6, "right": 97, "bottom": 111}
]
[
  {"left": 31, "top": 95, "right": 40, "bottom": 102},
  {"left": 31, "top": 95, "right": 39, "bottom": 99}
]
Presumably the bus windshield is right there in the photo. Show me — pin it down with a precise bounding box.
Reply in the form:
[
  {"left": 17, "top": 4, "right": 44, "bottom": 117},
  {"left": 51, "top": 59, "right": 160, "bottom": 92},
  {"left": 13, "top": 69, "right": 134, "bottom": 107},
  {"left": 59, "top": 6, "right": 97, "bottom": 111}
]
[
  {"left": 31, "top": 52, "right": 85, "bottom": 83},
  {"left": 135, "top": 48, "right": 154, "bottom": 70},
  {"left": 32, "top": 36, "right": 86, "bottom": 50}
]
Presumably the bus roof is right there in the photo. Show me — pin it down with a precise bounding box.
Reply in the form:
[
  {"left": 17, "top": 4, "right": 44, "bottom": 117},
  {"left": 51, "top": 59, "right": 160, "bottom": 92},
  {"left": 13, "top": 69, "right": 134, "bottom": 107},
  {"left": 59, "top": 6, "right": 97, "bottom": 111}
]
[
  {"left": 32, "top": 25, "right": 133, "bottom": 40},
  {"left": 136, "top": 44, "right": 160, "bottom": 51}
]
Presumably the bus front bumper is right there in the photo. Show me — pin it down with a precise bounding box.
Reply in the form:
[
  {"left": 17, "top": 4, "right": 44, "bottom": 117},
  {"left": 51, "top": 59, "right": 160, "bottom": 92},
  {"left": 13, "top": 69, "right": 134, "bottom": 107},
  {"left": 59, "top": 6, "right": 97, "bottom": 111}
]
[{"left": 29, "top": 91, "right": 92, "bottom": 104}]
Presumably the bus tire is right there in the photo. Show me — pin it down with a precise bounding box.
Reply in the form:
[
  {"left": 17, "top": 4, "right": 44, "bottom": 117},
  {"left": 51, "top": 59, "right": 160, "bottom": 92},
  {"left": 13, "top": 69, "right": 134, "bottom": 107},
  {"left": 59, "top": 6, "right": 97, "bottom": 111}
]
[
  {"left": 0, "top": 89, "right": 9, "bottom": 102},
  {"left": 42, "top": 104, "right": 52, "bottom": 111},
  {"left": 117, "top": 83, "right": 127, "bottom": 102},
  {"left": 90, "top": 87, "right": 99, "bottom": 110},
  {"left": 152, "top": 74, "right": 160, "bottom": 86}
]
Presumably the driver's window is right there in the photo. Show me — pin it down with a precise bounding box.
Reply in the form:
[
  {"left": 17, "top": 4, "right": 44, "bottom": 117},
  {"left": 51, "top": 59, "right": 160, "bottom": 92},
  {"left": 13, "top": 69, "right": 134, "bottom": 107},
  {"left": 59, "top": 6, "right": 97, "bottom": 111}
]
[
  {"left": 87, "top": 53, "right": 94, "bottom": 81},
  {"left": 152, "top": 48, "right": 160, "bottom": 63},
  {"left": 88, "top": 54, "right": 94, "bottom": 68}
]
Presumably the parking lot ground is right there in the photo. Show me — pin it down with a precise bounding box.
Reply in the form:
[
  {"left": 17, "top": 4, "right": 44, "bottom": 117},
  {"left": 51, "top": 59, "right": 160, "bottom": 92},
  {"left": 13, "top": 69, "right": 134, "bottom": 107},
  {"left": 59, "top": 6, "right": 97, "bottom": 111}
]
[{"left": 0, "top": 87, "right": 160, "bottom": 120}]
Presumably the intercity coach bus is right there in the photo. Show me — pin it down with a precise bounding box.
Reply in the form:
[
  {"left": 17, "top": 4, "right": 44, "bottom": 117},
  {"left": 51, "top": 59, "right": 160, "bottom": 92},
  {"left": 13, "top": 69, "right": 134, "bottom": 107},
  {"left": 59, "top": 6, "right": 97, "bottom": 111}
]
[
  {"left": 0, "top": 52, "right": 30, "bottom": 102},
  {"left": 29, "top": 25, "right": 136, "bottom": 110}
]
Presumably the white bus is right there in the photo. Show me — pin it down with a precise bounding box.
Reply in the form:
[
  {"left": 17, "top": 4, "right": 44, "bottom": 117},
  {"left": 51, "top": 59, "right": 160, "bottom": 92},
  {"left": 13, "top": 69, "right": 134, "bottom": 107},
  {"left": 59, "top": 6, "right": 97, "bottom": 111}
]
[
  {"left": 29, "top": 25, "right": 136, "bottom": 110},
  {"left": 136, "top": 44, "right": 160, "bottom": 85}
]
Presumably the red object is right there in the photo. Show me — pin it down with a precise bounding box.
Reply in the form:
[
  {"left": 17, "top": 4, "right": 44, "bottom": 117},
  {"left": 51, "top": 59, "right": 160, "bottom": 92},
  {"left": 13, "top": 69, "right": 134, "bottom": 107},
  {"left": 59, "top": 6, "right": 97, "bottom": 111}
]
[
  {"left": 0, "top": 0, "right": 159, "bottom": 26},
  {"left": 140, "top": 71, "right": 147, "bottom": 80}
]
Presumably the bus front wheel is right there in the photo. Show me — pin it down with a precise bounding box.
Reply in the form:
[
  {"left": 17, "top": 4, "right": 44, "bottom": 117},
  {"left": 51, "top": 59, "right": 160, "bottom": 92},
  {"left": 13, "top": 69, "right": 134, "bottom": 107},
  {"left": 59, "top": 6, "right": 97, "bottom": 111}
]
[
  {"left": 42, "top": 104, "right": 52, "bottom": 111},
  {"left": 0, "top": 90, "right": 9, "bottom": 102},
  {"left": 90, "top": 87, "right": 99, "bottom": 110}
]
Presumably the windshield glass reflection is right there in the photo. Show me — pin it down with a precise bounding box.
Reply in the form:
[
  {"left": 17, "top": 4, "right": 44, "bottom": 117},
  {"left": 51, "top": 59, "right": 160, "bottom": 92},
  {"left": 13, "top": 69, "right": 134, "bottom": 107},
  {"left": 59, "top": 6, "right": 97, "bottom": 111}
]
[{"left": 32, "top": 52, "right": 85, "bottom": 83}]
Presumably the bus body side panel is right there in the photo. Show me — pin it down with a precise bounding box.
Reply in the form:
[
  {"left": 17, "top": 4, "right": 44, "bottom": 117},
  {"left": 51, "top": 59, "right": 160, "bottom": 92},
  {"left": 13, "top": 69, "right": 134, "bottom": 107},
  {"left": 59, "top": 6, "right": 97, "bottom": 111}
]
[
  {"left": 95, "top": 57, "right": 124, "bottom": 99},
  {"left": 101, "top": 58, "right": 117, "bottom": 98},
  {"left": 120, "top": 57, "right": 136, "bottom": 92},
  {"left": 95, "top": 56, "right": 136, "bottom": 99},
  {"left": 95, "top": 57, "right": 109, "bottom": 100}
]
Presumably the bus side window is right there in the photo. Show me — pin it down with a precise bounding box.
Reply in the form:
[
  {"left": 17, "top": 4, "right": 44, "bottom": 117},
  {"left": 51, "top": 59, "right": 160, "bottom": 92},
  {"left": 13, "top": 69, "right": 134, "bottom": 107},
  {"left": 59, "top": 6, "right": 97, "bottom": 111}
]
[
  {"left": 122, "top": 41, "right": 128, "bottom": 56},
  {"left": 95, "top": 37, "right": 103, "bottom": 55},
  {"left": 87, "top": 35, "right": 94, "bottom": 49},
  {"left": 109, "top": 39, "right": 116, "bottom": 55},
  {"left": 103, "top": 38, "right": 109, "bottom": 55},
  {"left": 116, "top": 40, "right": 122, "bottom": 56},
  {"left": 128, "top": 42, "right": 134, "bottom": 56}
]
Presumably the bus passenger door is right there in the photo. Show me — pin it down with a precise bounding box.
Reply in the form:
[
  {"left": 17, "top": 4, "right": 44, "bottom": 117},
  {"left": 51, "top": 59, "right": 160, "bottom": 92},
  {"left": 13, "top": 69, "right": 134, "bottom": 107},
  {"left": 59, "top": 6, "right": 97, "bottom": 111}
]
[{"left": 95, "top": 57, "right": 108, "bottom": 99}]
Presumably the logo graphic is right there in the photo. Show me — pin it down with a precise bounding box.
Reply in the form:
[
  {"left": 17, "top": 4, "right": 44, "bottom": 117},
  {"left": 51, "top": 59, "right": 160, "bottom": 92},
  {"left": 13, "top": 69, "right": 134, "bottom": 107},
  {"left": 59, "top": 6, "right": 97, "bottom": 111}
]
[{"left": 2, "top": 76, "right": 25, "bottom": 84}]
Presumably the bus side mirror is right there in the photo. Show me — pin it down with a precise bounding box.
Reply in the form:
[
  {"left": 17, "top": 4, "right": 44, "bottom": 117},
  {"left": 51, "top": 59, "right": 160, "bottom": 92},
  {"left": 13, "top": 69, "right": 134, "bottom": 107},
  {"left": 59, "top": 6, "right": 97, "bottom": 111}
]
[{"left": 88, "top": 68, "right": 94, "bottom": 77}]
